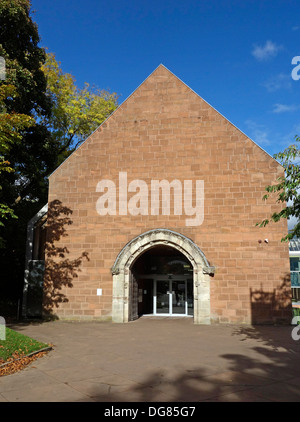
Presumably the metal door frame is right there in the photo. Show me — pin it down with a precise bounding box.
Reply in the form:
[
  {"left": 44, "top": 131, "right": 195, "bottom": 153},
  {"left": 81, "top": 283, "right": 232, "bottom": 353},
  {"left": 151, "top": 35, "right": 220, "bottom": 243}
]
[{"left": 153, "top": 276, "right": 189, "bottom": 316}]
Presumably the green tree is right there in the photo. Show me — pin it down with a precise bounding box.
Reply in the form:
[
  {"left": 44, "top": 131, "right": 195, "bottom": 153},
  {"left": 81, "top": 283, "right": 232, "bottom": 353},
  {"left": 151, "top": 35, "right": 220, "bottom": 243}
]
[
  {"left": 0, "top": 1, "right": 118, "bottom": 316},
  {"left": 0, "top": 0, "right": 54, "bottom": 214},
  {"left": 0, "top": 0, "right": 55, "bottom": 313},
  {"left": 0, "top": 83, "right": 35, "bottom": 228},
  {"left": 257, "top": 136, "right": 300, "bottom": 241},
  {"left": 41, "top": 52, "right": 118, "bottom": 155}
]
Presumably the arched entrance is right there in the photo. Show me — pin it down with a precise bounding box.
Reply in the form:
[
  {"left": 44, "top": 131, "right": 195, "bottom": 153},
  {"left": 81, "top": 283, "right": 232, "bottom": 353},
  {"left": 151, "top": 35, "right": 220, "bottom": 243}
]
[
  {"left": 130, "top": 245, "right": 194, "bottom": 319},
  {"left": 111, "top": 229, "right": 215, "bottom": 324}
]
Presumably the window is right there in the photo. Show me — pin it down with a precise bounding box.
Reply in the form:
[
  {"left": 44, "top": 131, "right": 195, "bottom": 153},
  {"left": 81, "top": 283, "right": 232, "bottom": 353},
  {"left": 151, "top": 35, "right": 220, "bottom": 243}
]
[
  {"left": 290, "top": 257, "right": 300, "bottom": 286},
  {"left": 32, "top": 217, "right": 47, "bottom": 261},
  {"left": 290, "top": 256, "right": 300, "bottom": 302}
]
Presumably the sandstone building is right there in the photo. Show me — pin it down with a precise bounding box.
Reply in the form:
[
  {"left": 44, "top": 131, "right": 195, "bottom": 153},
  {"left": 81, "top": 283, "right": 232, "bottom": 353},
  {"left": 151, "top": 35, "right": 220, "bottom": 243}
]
[{"left": 23, "top": 65, "right": 291, "bottom": 324}]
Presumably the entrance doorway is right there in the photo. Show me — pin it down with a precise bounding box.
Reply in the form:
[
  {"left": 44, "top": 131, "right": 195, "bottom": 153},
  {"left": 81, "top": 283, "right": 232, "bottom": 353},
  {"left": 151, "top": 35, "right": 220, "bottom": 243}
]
[
  {"left": 112, "top": 229, "right": 214, "bottom": 324},
  {"left": 130, "top": 245, "right": 193, "bottom": 319},
  {"left": 154, "top": 278, "right": 193, "bottom": 316}
]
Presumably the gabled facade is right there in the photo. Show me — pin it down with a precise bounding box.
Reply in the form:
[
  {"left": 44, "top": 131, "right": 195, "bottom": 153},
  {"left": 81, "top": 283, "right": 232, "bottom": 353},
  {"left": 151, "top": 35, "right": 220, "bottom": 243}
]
[{"left": 32, "top": 64, "right": 291, "bottom": 324}]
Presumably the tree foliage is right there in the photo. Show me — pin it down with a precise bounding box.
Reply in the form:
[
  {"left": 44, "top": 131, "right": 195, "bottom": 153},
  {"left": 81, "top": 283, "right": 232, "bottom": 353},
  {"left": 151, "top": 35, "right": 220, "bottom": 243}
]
[
  {"left": 0, "top": 0, "right": 51, "bottom": 116},
  {"left": 0, "top": 1, "right": 118, "bottom": 314},
  {"left": 41, "top": 53, "right": 118, "bottom": 153},
  {"left": 0, "top": 0, "right": 51, "bottom": 185},
  {"left": 257, "top": 136, "right": 300, "bottom": 241},
  {"left": 0, "top": 1, "right": 118, "bottom": 230},
  {"left": 0, "top": 83, "right": 35, "bottom": 225},
  {"left": 0, "top": 0, "right": 53, "bottom": 226}
]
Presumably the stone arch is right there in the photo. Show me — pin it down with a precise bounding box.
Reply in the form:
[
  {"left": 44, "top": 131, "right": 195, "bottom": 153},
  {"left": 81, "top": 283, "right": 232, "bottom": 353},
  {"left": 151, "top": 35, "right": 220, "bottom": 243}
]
[{"left": 111, "top": 229, "right": 215, "bottom": 324}]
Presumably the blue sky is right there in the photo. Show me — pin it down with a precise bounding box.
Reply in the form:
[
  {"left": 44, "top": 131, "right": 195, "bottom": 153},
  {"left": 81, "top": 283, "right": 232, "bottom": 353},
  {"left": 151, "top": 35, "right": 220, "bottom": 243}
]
[{"left": 30, "top": 0, "right": 300, "bottom": 158}]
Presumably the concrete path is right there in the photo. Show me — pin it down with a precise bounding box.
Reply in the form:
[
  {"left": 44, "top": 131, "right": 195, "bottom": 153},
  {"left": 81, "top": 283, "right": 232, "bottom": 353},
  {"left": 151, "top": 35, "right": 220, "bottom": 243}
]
[{"left": 1, "top": 317, "right": 300, "bottom": 402}]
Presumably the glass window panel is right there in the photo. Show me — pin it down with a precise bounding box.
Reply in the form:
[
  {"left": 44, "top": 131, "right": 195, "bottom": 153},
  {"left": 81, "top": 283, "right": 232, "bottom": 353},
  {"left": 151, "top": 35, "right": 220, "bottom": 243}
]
[
  {"left": 156, "top": 280, "right": 169, "bottom": 313},
  {"left": 187, "top": 279, "right": 193, "bottom": 316},
  {"left": 146, "top": 255, "right": 193, "bottom": 274},
  {"left": 172, "top": 281, "right": 186, "bottom": 314},
  {"left": 290, "top": 257, "right": 300, "bottom": 271},
  {"left": 291, "top": 272, "right": 300, "bottom": 287}
]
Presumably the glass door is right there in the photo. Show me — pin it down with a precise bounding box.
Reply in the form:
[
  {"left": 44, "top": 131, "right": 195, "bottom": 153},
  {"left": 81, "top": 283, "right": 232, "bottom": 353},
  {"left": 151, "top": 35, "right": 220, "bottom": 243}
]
[
  {"left": 154, "top": 279, "right": 189, "bottom": 316},
  {"left": 171, "top": 281, "right": 186, "bottom": 314},
  {"left": 187, "top": 278, "right": 193, "bottom": 316},
  {"left": 155, "top": 280, "right": 170, "bottom": 314}
]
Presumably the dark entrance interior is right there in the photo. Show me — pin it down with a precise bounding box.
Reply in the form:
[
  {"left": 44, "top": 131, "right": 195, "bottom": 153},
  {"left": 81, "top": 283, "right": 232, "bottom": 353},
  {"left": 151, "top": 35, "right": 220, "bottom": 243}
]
[{"left": 130, "top": 245, "right": 193, "bottom": 320}]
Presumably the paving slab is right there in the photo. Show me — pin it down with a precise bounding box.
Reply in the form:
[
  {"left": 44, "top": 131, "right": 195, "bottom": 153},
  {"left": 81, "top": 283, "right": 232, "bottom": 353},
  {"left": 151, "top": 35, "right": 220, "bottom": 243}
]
[{"left": 0, "top": 318, "right": 300, "bottom": 402}]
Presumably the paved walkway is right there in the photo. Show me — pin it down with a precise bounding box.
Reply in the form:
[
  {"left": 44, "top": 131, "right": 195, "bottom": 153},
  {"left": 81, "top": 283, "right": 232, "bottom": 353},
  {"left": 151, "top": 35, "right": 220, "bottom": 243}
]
[{"left": 1, "top": 317, "right": 300, "bottom": 402}]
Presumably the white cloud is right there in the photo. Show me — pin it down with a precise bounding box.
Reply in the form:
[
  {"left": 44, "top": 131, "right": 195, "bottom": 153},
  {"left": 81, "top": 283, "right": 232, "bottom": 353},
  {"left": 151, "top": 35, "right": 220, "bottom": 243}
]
[
  {"left": 292, "top": 26, "right": 300, "bottom": 31},
  {"left": 272, "top": 103, "right": 298, "bottom": 113},
  {"left": 252, "top": 40, "right": 283, "bottom": 61},
  {"left": 245, "top": 120, "right": 271, "bottom": 146},
  {"left": 262, "top": 73, "right": 292, "bottom": 92},
  {"left": 279, "top": 123, "right": 300, "bottom": 150}
]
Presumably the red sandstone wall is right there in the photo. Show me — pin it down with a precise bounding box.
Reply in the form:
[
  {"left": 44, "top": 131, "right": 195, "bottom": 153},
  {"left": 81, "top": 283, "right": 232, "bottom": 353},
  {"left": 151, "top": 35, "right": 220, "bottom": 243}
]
[{"left": 46, "top": 65, "right": 291, "bottom": 323}]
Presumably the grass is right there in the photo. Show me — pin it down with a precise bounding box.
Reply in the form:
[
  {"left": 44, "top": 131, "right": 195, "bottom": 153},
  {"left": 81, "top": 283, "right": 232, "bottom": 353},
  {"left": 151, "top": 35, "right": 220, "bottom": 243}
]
[{"left": 0, "top": 327, "right": 49, "bottom": 363}]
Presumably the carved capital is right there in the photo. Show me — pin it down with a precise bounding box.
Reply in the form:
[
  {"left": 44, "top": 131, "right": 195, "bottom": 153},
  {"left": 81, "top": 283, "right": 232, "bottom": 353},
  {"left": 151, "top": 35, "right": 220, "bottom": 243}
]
[
  {"left": 203, "top": 266, "right": 215, "bottom": 275},
  {"left": 111, "top": 267, "right": 120, "bottom": 275}
]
